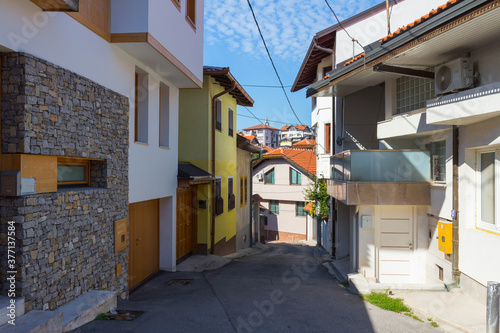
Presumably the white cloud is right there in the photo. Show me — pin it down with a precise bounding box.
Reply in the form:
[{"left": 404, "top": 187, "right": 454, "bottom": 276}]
[{"left": 205, "top": 0, "right": 380, "bottom": 61}]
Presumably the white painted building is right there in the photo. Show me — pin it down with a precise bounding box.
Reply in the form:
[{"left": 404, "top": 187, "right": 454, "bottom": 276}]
[
  {"left": 243, "top": 121, "right": 280, "bottom": 148},
  {"left": 306, "top": 0, "right": 500, "bottom": 304},
  {"left": 253, "top": 148, "right": 316, "bottom": 242},
  {"left": 0, "top": 0, "right": 203, "bottom": 287},
  {"left": 279, "top": 124, "right": 314, "bottom": 146}
]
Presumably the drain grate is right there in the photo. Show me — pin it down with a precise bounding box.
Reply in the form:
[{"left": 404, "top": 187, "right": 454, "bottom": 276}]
[{"left": 166, "top": 279, "right": 193, "bottom": 286}]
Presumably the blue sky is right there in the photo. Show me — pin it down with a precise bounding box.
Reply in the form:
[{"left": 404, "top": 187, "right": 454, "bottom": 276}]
[{"left": 204, "top": 0, "right": 381, "bottom": 131}]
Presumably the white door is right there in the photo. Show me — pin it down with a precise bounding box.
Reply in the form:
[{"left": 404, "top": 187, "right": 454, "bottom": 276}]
[{"left": 377, "top": 206, "right": 414, "bottom": 284}]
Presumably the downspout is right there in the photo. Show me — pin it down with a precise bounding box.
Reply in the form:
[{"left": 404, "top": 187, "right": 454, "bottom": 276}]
[
  {"left": 452, "top": 125, "right": 460, "bottom": 286},
  {"left": 313, "top": 37, "right": 336, "bottom": 71},
  {"left": 249, "top": 149, "right": 262, "bottom": 246},
  {"left": 210, "top": 80, "right": 236, "bottom": 254}
]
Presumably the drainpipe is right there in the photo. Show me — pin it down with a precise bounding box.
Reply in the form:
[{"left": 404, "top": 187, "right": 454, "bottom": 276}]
[
  {"left": 452, "top": 125, "right": 460, "bottom": 285},
  {"left": 249, "top": 149, "right": 262, "bottom": 246},
  {"left": 313, "top": 37, "right": 336, "bottom": 71},
  {"left": 210, "top": 80, "right": 236, "bottom": 254}
]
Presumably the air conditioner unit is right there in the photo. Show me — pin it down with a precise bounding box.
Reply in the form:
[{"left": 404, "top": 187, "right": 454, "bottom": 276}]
[
  {"left": 256, "top": 173, "right": 263, "bottom": 180},
  {"left": 434, "top": 58, "right": 474, "bottom": 95}
]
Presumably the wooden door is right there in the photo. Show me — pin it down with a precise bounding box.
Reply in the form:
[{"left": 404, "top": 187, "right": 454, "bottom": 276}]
[
  {"left": 176, "top": 186, "right": 196, "bottom": 261},
  {"left": 378, "top": 206, "right": 414, "bottom": 284},
  {"left": 128, "top": 199, "right": 160, "bottom": 289}
]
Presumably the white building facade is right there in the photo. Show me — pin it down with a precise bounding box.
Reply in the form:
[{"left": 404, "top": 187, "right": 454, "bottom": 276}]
[{"left": 243, "top": 122, "right": 280, "bottom": 148}]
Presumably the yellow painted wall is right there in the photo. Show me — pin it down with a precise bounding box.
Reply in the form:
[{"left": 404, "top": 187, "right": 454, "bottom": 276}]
[{"left": 179, "top": 75, "right": 239, "bottom": 252}]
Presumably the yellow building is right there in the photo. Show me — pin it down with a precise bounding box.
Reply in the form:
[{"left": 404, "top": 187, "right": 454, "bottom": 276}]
[{"left": 179, "top": 67, "right": 254, "bottom": 257}]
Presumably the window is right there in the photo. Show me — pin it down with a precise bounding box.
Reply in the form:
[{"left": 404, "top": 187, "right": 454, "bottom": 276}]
[
  {"left": 240, "top": 177, "right": 244, "bottom": 207},
  {"left": 290, "top": 168, "right": 301, "bottom": 185},
  {"left": 186, "top": 0, "right": 196, "bottom": 28},
  {"left": 159, "top": 83, "right": 169, "bottom": 147},
  {"left": 57, "top": 157, "right": 90, "bottom": 186},
  {"left": 395, "top": 75, "right": 434, "bottom": 114},
  {"left": 135, "top": 70, "right": 149, "bottom": 144},
  {"left": 228, "top": 177, "right": 235, "bottom": 211},
  {"left": 269, "top": 200, "right": 279, "bottom": 214},
  {"left": 264, "top": 169, "right": 275, "bottom": 184},
  {"left": 431, "top": 141, "right": 446, "bottom": 182},
  {"left": 478, "top": 150, "right": 497, "bottom": 227},
  {"left": 296, "top": 202, "right": 307, "bottom": 216},
  {"left": 215, "top": 99, "right": 222, "bottom": 131},
  {"left": 215, "top": 178, "right": 223, "bottom": 216},
  {"left": 325, "top": 123, "right": 331, "bottom": 154},
  {"left": 228, "top": 108, "right": 234, "bottom": 137},
  {"left": 244, "top": 177, "right": 248, "bottom": 205}
]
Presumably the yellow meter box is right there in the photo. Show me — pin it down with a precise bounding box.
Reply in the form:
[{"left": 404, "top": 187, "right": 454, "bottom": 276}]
[{"left": 438, "top": 221, "right": 452, "bottom": 254}]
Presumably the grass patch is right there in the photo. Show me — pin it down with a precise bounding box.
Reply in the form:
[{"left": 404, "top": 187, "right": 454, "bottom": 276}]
[
  {"left": 404, "top": 313, "right": 423, "bottom": 322},
  {"left": 362, "top": 292, "right": 410, "bottom": 313},
  {"left": 430, "top": 321, "right": 439, "bottom": 327}
]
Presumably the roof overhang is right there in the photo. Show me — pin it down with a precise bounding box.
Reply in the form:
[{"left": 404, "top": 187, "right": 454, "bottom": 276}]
[
  {"left": 292, "top": 0, "right": 397, "bottom": 93},
  {"left": 237, "top": 135, "right": 261, "bottom": 153},
  {"left": 111, "top": 33, "right": 203, "bottom": 89},
  {"left": 178, "top": 162, "right": 212, "bottom": 183},
  {"left": 204, "top": 67, "right": 254, "bottom": 106},
  {"left": 307, "top": 0, "right": 500, "bottom": 98}
]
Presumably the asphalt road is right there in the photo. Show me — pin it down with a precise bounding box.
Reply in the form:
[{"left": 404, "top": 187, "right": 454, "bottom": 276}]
[{"left": 75, "top": 243, "right": 442, "bottom": 333}]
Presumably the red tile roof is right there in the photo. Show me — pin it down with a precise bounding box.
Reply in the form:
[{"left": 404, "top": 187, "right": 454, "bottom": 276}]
[
  {"left": 294, "top": 138, "right": 316, "bottom": 147},
  {"left": 261, "top": 146, "right": 273, "bottom": 153},
  {"left": 243, "top": 124, "right": 280, "bottom": 131},
  {"left": 263, "top": 148, "right": 316, "bottom": 175},
  {"left": 253, "top": 194, "right": 263, "bottom": 202},
  {"left": 344, "top": 52, "right": 365, "bottom": 67},
  {"left": 380, "top": 0, "right": 464, "bottom": 44},
  {"left": 243, "top": 135, "right": 257, "bottom": 142}
]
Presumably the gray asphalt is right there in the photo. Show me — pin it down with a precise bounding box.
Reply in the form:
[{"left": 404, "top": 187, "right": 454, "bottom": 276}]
[{"left": 74, "top": 243, "right": 442, "bottom": 333}]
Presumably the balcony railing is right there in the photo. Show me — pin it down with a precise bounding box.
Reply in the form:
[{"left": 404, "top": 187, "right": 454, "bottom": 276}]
[{"left": 331, "top": 150, "right": 430, "bottom": 183}]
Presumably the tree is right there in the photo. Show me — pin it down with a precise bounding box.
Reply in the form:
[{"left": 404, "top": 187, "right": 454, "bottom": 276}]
[{"left": 305, "top": 176, "right": 329, "bottom": 221}]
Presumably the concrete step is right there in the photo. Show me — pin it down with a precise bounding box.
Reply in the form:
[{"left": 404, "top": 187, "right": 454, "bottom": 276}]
[
  {"left": 53, "top": 290, "right": 117, "bottom": 332},
  {"left": 0, "top": 310, "right": 63, "bottom": 333},
  {"left": 0, "top": 297, "right": 25, "bottom": 327}
]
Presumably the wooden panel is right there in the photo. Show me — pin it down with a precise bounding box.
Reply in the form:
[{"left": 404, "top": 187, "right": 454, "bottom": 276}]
[
  {"left": 0, "top": 154, "right": 21, "bottom": 172},
  {"left": 30, "top": 0, "right": 78, "bottom": 11},
  {"left": 176, "top": 186, "right": 197, "bottom": 260},
  {"left": 21, "top": 155, "right": 57, "bottom": 193},
  {"left": 68, "top": 0, "right": 110, "bottom": 41},
  {"left": 129, "top": 199, "right": 160, "bottom": 289},
  {"left": 114, "top": 219, "right": 128, "bottom": 254}
]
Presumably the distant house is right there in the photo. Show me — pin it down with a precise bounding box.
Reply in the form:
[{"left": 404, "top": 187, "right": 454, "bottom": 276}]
[
  {"left": 253, "top": 148, "right": 316, "bottom": 242},
  {"left": 179, "top": 66, "right": 254, "bottom": 257},
  {"left": 279, "top": 125, "right": 314, "bottom": 146},
  {"left": 242, "top": 135, "right": 260, "bottom": 146},
  {"left": 293, "top": 138, "right": 316, "bottom": 150},
  {"left": 243, "top": 120, "right": 280, "bottom": 148}
]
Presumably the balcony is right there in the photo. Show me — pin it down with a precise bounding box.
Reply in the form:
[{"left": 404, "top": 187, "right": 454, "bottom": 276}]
[
  {"left": 328, "top": 150, "right": 431, "bottom": 205},
  {"left": 427, "top": 82, "right": 500, "bottom": 125}
]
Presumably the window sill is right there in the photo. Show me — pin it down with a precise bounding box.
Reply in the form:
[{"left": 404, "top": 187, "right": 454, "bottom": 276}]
[
  {"left": 159, "top": 146, "right": 170, "bottom": 150},
  {"left": 475, "top": 224, "right": 500, "bottom": 236},
  {"left": 134, "top": 141, "right": 149, "bottom": 146},
  {"left": 171, "top": 0, "right": 181, "bottom": 11},
  {"left": 57, "top": 187, "right": 106, "bottom": 193},
  {"left": 430, "top": 182, "right": 446, "bottom": 189},
  {"left": 186, "top": 16, "right": 196, "bottom": 31}
]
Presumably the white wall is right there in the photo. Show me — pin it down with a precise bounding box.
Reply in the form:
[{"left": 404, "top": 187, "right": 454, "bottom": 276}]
[
  {"left": 111, "top": 0, "right": 204, "bottom": 83},
  {"left": 335, "top": 0, "right": 449, "bottom": 65},
  {"left": 262, "top": 201, "right": 307, "bottom": 236}
]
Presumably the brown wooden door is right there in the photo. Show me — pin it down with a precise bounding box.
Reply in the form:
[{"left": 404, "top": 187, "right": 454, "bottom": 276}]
[
  {"left": 176, "top": 187, "right": 196, "bottom": 261},
  {"left": 128, "top": 199, "right": 159, "bottom": 289}
]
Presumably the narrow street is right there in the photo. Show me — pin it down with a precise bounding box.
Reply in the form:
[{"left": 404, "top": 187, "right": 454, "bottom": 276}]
[{"left": 76, "top": 243, "right": 441, "bottom": 333}]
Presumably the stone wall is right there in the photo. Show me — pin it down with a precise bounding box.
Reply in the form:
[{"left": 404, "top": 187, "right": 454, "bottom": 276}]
[{"left": 0, "top": 53, "right": 129, "bottom": 311}]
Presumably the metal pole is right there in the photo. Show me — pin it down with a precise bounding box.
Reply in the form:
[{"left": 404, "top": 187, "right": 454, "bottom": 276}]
[
  {"left": 487, "top": 281, "right": 500, "bottom": 333},
  {"left": 385, "top": 0, "right": 391, "bottom": 35}
]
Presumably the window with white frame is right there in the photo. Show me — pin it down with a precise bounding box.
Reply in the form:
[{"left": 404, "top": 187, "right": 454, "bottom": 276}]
[
  {"left": 395, "top": 75, "right": 434, "bottom": 115},
  {"left": 477, "top": 149, "right": 499, "bottom": 230}
]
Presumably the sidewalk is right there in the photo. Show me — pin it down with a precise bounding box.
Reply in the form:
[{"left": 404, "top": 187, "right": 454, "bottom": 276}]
[
  {"left": 393, "top": 289, "right": 486, "bottom": 333},
  {"left": 326, "top": 255, "right": 487, "bottom": 333}
]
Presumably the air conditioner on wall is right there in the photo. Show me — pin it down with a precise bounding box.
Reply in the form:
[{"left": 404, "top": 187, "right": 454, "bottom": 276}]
[
  {"left": 434, "top": 57, "right": 474, "bottom": 95},
  {"left": 256, "top": 173, "right": 263, "bottom": 180}
]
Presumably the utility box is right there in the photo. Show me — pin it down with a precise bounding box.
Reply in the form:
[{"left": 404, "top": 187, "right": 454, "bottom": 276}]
[
  {"left": 438, "top": 221, "right": 453, "bottom": 254},
  {"left": 0, "top": 171, "right": 21, "bottom": 196}
]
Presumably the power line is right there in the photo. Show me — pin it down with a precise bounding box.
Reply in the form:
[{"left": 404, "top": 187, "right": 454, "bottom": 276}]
[
  {"left": 242, "top": 84, "right": 293, "bottom": 88},
  {"left": 246, "top": 0, "right": 303, "bottom": 125},
  {"left": 323, "top": 0, "right": 365, "bottom": 53},
  {"left": 242, "top": 106, "right": 264, "bottom": 125},
  {"left": 238, "top": 113, "right": 291, "bottom": 125}
]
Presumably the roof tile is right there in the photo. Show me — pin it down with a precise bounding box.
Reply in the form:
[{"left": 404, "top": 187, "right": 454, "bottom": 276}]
[{"left": 262, "top": 147, "right": 316, "bottom": 175}]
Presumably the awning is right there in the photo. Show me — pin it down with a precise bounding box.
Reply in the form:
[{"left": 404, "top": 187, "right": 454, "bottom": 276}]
[{"left": 178, "top": 162, "right": 212, "bottom": 183}]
